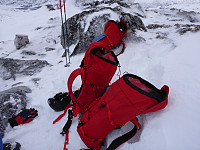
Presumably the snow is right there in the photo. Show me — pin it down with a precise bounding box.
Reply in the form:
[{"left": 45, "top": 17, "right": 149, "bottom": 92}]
[{"left": 1, "top": 0, "right": 200, "bottom": 150}]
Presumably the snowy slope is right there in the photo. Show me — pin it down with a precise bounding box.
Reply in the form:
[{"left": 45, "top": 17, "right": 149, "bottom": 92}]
[{"left": 1, "top": 0, "right": 200, "bottom": 150}]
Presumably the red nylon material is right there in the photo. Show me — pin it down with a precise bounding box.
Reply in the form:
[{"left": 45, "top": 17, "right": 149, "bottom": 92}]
[
  {"left": 53, "top": 104, "right": 72, "bottom": 124},
  {"left": 67, "top": 68, "right": 83, "bottom": 104},
  {"left": 63, "top": 0, "right": 66, "bottom": 12},
  {"left": 59, "top": 0, "right": 62, "bottom": 14},
  {"left": 66, "top": 20, "right": 127, "bottom": 115},
  {"left": 77, "top": 74, "right": 169, "bottom": 149},
  {"left": 77, "top": 48, "right": 118, "bottom": 113},
  {"left": 67, "top": 42, "right": 118, "bottom": 114},
  {"left": 63, "top": 130, "right": 69, "bottom": 150},
  {"left": 101, "top": 20, "right": 128, "bottom": 53}
]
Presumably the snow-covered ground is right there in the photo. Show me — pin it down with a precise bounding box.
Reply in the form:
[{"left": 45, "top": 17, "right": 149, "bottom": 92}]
[{"left": 0, "top": 0, "right": 200, "bottom": 150}]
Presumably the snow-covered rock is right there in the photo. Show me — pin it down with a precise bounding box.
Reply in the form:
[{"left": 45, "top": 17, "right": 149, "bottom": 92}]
[
  {"left": 14, "top": 34, "right": 29, "bottom": 50},
  {"left": 0, "top": 58, "right": 50, "bottom": 80},
  {"left": 61, "top": 1, "right": 147, "bottom": 56}
]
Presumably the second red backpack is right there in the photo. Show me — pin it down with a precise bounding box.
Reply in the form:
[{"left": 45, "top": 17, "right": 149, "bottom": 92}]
[{"left": 77, "top": 74, "right": 169, "bottom": 150}]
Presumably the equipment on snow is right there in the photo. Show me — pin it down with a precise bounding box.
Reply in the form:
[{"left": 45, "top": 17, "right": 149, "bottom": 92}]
[
  {"left": 2, "top": 143, "right": 11, "bottom": 150},
  {"left": 48, "top": 90, "right": 79, "bottom": 112},
  {"left": 13, "top": 142, "right": 21, "bottom": 150},
  {"left": 53, "top": 20, "right": 128, "bottom": 150},
  {"left": 8, "top": 108, "right": 38, "bottom": 128},
  {"left": 77, "top": 74, "right": 169, "bottom": 150},
  {"left": 68, "top": 20, "right": 128, "bottom": 115},
  {"left": 68, "top": 44, "right": 119, "bottom": 115},
  {"left": 90, "top": 20, "right": 128, "bottom": 55},
  {"left": 59, "top": 0, "right": 70, "bottom": 67},
  {"left": 0, "top": 134, "right": 3, "bottom": 150},
  {"left": 2, "top": 142, "right": 21, "bottom": 150}
]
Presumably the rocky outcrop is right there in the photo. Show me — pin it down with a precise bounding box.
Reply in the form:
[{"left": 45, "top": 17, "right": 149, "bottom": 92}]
[
  {"left": 0, "top": 58, "right": 50, "bottom": 80},
  {"left": 0, "top": 86, "right": 31, "bottom": 137},
  {"left": 146, "top": 23, "right": 200, "bottom": 35},
  {"left": 61, "top": 1, "right": 147, "bottom": 56},
  {"left": 14, "top": 34, "right": 29, "bottom": 50},
  {"left": 175, "top": 24, "right": 200, "bottom": 35},
  {"left": 46, "top": 4, "right": 55, "bottom": 11}
]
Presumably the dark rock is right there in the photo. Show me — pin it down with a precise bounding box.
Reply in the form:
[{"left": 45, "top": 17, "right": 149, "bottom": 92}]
[
  {"left": 175, "top": 24, "right": 200, "bottom": 35},
  {"left": 61, "top": 2, "right": 146, "bottom": 56},
  {"left": 14, "top": 34, "right": 29, "bottom": 50},
  {"left": 45, "top": 47, "right": 55, "bottom": 52},
  {"left": 146, "top": 24, "right": 172, "bottom": 29},
  {"left": 46, "top": 4, "right": 55, "bottom": 11},
  {"left": 21, "top": 50, "right": 37, "bottom": 55},
  {"left": 156, "top": 32, "right": 168, "bottom": 39},
  {"left": 0, "top": 86, "right": 31, "bottom": 137},
  {"left": 31, "top": 78, "right": 41, "bottom": 86},
  {"left": 12, "top": 82, "right": 24, "bottom": 87},
  {"left": 191, "top": 26, "right": 200, "bottom": 32},
  {"left": 0, "top": 58, "right": 50, "bottom": 80},
  {"left": 177, "top": 10, "right": 199, "bottom": 23},
  {"left": 35, "top": 27, "right": 42, "bottom": 30}
]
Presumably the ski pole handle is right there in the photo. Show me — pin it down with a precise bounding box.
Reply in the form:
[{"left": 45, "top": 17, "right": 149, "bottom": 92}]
[
  {"left": 63, "top": 0, "right": 66, "bottom": 13},
  {"left": 59, "top": 0, "right": 62, "bottom": 14}
]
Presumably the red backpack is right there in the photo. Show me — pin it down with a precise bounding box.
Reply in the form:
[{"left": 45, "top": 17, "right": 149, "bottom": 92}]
[
  {"left": 67, "top": 20, "right": 128, "bottom": 116},
  {"left": 68, "top": 42, "right": 119, "bottom": 116},
  {"left": 91, "top": 20, "right": 128, "bottom": 54},
  {"left": 77, "top": 74, "right": 169, "bottom": 150}
]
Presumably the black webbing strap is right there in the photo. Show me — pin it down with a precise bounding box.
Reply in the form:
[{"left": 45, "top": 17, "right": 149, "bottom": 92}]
[
  {"left": 60, "top": 109, "right": 73, "bottom": 135},
  {"left": 106, "top": 120, "right": 139, "bottom": 150}
]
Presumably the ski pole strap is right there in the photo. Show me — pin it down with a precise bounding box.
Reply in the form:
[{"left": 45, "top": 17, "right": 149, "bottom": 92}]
[
  {"left": 106, "top": 117, "right": 140, "bottom": 150},
  {"left": 63, "top": 130, "right": 69, "bottom": 150},
  {"left": 53, "top": 104, "right": 72, "bottom": 124},
  {"left": 60, "top": 110, "right": 73, "bottom": 135}
]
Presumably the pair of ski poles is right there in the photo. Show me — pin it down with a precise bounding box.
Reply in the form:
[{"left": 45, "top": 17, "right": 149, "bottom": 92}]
[{"left": 59, "top": 0, "right": 70, "bottom": 67}]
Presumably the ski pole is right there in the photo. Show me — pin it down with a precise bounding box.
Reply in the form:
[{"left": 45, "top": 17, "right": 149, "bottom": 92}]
[
  {"left": 59, "top": 0, "right": 70, "bottom": 67},
  {"left": 63, "top": 0, "right": 70, "bottom": 65}
]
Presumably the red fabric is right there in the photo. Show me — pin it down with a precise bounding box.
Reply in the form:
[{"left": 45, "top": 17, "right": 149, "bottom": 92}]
[
  {"left": 53, "top": 104, "right": 72, "bottom": 124},
  {"left": 68, "top": 42, "right": 119, "bottom": 114},
  {"left": 15, "top": 116, "right": 33, "bottom": 124},
  {"left": 67, "top": 20, "right": 128, "bottom": 114},
  {"left": 77, "top": 74, "right": 169, "bottom": 149},
  {"left": 102, "top": 20, "right": 128, "bottom": 53},
  {"left": 67, "top": 68, "right": 83, "bottom": 104},
  {"left": 63, "top": 130, "right": 69, "bottom": 150}
]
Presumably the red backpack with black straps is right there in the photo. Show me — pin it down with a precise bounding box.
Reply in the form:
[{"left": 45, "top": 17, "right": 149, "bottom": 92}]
[
  {"left": 53, "top": 20, "right": 128, "bottom": 150},
  {"left": 53, "top": 20, "right": 128, "bottom": 121},
  {"left": 77, "top": 74, "right": 169, "bottom": 150},
  {"left": 68, "top": 42, "right": 119, "bottom": 116},
  {"left": 91, "top": 20, "right": 128, "bottom": 54},
  {"left": 67, "top": 20, "right": 128, "bottom": 116}
]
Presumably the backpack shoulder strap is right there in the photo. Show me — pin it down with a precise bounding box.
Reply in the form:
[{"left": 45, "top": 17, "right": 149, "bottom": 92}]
[
  {"left": 106, "top": 117, "right": 141, "bottom": 150},
  {"left": 67, "top": 68, "right": 84, "bottom": 104},
  {"left": 91, "top": 34, "right": 106, "bottom": 43}
]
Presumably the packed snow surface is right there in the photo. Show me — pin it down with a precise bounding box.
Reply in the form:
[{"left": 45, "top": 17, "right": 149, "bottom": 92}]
[{"left": 0, "top": 0, "right": 200, "bottom": 150}]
